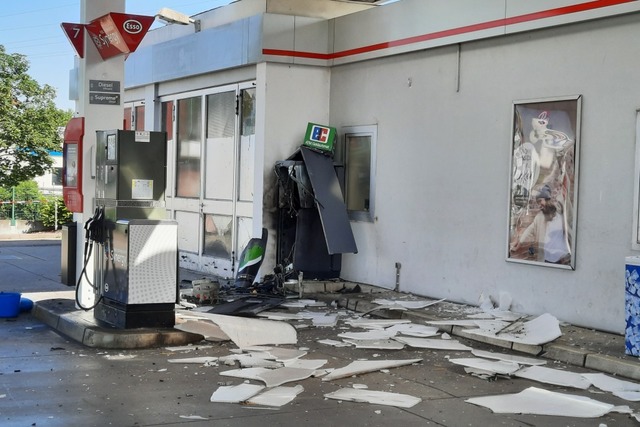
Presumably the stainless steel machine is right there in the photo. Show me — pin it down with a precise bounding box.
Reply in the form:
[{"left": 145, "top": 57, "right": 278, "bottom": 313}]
[{"left": 92, "top": 130, "right": 177, "bottom": 328}]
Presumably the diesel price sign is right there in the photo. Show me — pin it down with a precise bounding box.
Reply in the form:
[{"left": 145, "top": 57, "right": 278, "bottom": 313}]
[{"left": 89, "top": 80, "right": 121, "bottom": 105}]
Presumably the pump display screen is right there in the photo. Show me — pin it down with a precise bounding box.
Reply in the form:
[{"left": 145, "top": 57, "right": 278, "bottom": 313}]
[
  {"left": 65, "top": 144, "right": 78, "bottom": 187},
  {"left": 107, "top": 134, "right": 117, "bottom": 161}
]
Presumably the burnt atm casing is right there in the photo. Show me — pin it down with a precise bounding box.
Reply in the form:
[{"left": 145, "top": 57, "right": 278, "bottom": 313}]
[
  {"left": 276, "top": 147, "right": 357, "bottom": 279},
  {"left": 94, "top": 219, "right": 178, "bottom": 328}
]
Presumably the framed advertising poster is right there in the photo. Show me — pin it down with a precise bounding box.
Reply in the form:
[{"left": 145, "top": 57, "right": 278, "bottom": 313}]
[{"left": 507, "top": 96, "right": 582, "bottom": 269}]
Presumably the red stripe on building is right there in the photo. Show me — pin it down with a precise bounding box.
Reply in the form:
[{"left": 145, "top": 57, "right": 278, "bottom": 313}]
[{"left": 262, "top": 0, "right": 636, "bottom": 60}]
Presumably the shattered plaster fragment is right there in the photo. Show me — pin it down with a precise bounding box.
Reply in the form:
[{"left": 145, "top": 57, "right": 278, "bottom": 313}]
[
  {"left": 220, "top": 367, "right": 271, "bottom": 381},
  {"left": 322, "top": 359, "right": 422, "bottom": 382},
  {"left": 324, "top": 388, "right": 421, "bottom": 408},
  {"left": 372, "top": 298, "right": 445, "bottom": 310},
  {"left": 514, "top": 366, "right": 592, "bottom": 389},
  {"left": 581, "top": 373, "right": 640, "bottom": 394},
  {"left": 345, "top": 318, "right": 411, "bottom": 329},
  {"left": 471, "top": 349, "right": 546, "bottom": 366},
  {"left": 174, "top": 319, "right": 229, "bottom": 341},
  {"left": 283, "top": 359, "right": 328, "bottom": 370},
  {"left": 255, "top": 367, "right": 316, "bottom": 387},
  {"left": 338, "top": 330, "right": 396, "bottom": 341},
  {"left": 466, "top": 387, "right": 614, "bottom": 418},
  {"left": 168, "top": 357, "right": 218, "bottom": 365},
  {"left": 190, "top": 312, "right": 297, "bottom": 348},
  {"left": 341, "top": 339, "right": 405, "bottom": 350},
  {"left": 247, "top": 385, "right": 304, "bottom": 407},
  {"left": 393, "top": 336, "right": 472, "bottom": 351},
  {"left": 465, "top": 313, "right": 562, "bottom": 346},
  {"left": 385, "top": 323, "right": 440, "bottom": 338},
  {"left": 317, "top": 339, "right": 352, "bottom": 347},
  {"left": 210, "top": 383, "right": 265, "bottom": 403},
  {"left": 449, "top": 357, "right": 521, "bottom": 376}
]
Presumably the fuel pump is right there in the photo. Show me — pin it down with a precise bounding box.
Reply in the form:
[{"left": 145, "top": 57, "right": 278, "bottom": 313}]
[{"left": 92, "top": 129, "right": 178, "bottom": 329}]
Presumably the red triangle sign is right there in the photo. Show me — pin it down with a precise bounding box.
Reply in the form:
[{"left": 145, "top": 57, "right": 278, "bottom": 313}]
[
  {"left": 85, "top": 13, "right": 154, "bottom": 60},
  {"left": 61, "top": 23, "right": 85, "bottom": 58},
  {"left": 109, "top": 13, "right": 155, "bottom": 53}
]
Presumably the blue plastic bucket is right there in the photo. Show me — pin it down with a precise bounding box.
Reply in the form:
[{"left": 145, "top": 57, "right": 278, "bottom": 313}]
[{"left": 0, "top": 292, "right": 21, "bottom": 318}]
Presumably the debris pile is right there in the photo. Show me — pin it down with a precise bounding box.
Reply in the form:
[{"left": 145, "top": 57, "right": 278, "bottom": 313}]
[{"left": 164, "top": 292, "right": 640, "bottom": 423}]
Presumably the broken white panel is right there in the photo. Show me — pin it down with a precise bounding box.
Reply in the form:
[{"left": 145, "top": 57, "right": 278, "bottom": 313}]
[
  {"left": 318, "top": 339, "right": 353, "bottom": 347},
  {"left": 449, "top": 358, "right": 521, "bottom": 376},
  {"left": 613, "top": 391, "right": 640, "bottom": 401},
  {"left": 464, "top": 367, "right": 498, "bottom": 380},
  {"left": 341, "top": 339, "right": 405, "bottom": 350},
  {"left": 426, "top": 319, "right": 489, "bottom": 327},
  {"left": 255, "top": 367, "right": 316, "bottom": 387},
  {"left": 190, "top": 312, "right": 297, "bottom": 348},
  {"left": 393, "top": 336, "right": 472, "bottom": 351},
  {"left": 372, "top": 298, "right": 446, "bottom": 310},
  {"left": 338, "top": 329, "right": 396, "bottom": 341},
  {"left": 174, "top": 320, "right": 230, "bottom": 341},
  {"left": 210, "top": 383, "right": 265, "bottom": 403},
  {"left": 514, "top": 366, "right": 591, "bottom": 389},
  {"left": 466, "top": 386, "right": 614, "bottom": 418},
  {"left": 344, "top": 318, "right": 411, "bottom": 329},
  {"left": 471, "top": 349, "right": 546, "bottom": 366},
  {"left": 384, "top": 323, "right": 440, "bottom": 338},
  {"left": 324, "top": 388, "right": 421, "bottom": 408},
  {"left": 247, "top": 385, "right": 304, "bottom": 407},
  {"left": 322, "top": 359, "right": 422, "bottom": 382},
  {"left": 168, "top": 356, "right": 219, "bottom": 365},
  {"left": 220, "top": 367, "right": 271, "bottom": 381},
  {"left": 219, "top": 353, "right": 281, "bottom": 369},
  {"left": 283, "top": 359, "right": 328, "bottom": 370},
  {"left": 490, "top": 311, "right": 524, "bottom": 322},
  {"left": 465, "top": 313, "right": 562, "bottom": 346},
  {"left": 264, "top": 348, "right": 308, "bottom": 363},
  {"left": 309, "top": 313, "right": 340, "bottom": 327},
  {"left": 581, "top": 373, "right": 640, "bottom": 394}
]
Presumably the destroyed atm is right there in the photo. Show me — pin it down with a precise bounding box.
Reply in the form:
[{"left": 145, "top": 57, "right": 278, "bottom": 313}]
[
  {"left": 93, "top": 130, "right": 178, "bottom": 329},
  {"left": 275, "top": 123, "right": 357, "bottom": 279}
]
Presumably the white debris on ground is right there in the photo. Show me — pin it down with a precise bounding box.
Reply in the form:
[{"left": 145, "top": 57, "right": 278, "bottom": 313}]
[{"left": 167, "top": 293, "right": 640, "bottom": 423}]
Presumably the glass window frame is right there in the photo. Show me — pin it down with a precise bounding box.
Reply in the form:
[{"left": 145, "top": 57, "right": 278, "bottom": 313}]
[{"left": 340, "top": 125, "right": 377, "bottom": 223}]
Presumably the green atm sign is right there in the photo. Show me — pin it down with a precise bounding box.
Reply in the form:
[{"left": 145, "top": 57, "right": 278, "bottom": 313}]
[{"left": 303, "top": 123, "right": 336, "bottom": 155}]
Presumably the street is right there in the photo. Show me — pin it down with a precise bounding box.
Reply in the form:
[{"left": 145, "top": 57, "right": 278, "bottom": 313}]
[{"left": 0, "top": 238, "right": 638, "bottom": 426}]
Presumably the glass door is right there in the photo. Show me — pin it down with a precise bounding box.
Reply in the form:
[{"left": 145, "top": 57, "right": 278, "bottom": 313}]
[{"left": 161, "top": 82, "right": 256, "bottom": 278}]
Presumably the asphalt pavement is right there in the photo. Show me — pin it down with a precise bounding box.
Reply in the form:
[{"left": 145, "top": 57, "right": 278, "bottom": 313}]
[{"left": 2, "top": 235, "right": 640, "bottom": 426}]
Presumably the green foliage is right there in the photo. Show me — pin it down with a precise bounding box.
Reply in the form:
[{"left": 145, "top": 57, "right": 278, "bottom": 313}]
[
  {"left": 0, "top": 45, "right": 72, "bottom": 188},
  {"left": 39, "top": 196, "right": 72, "bottom": 229},
  {"left": 0, "top": 180, "right": 51, "bottom": 222}
]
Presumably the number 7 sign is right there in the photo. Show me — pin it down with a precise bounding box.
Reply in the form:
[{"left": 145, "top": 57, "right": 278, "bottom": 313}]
[{"left": 61, "top": 23, "right": 86, "bottom": 58}]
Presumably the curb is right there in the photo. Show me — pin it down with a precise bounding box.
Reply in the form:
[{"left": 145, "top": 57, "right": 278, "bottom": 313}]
[{"left": 33, "top": 298, "right": 203, "bottom": 349}]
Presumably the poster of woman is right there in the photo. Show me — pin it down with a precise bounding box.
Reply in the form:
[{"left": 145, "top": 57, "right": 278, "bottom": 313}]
[{"left": 507, "top": 96, "right": 582, "bottom": 269}]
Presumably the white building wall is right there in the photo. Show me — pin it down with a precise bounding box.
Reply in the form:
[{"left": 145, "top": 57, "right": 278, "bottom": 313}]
[
  {"left": 257, "top": 62, "right": 331, "bottom": 267},
  {"left": 331, "top": 13, "right": 640, "bottom": 333}
]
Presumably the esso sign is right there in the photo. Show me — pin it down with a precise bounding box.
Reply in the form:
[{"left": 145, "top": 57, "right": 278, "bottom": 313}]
[{"left": 123, "top": 19, "right": 143, "bottom": 34}]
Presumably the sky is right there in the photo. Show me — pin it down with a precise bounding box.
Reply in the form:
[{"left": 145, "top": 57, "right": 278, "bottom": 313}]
[{"left": 0, "top": 0, "right": 233, "bottom": 111}]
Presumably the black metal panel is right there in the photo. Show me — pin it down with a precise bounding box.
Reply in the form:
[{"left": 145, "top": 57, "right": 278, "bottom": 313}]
[
  {"left": 293, "top": 208, "right": 341, "bottom": 279},
  {"left": 300, "top": 147, "right": 357, "bottom": 255}
]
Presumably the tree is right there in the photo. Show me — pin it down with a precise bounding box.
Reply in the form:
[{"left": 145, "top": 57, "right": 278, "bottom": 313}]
[
  {"left": 40, "top": 196, "right": 72, "bottom": 229},
  {"left": 0, "top": 45, "right": 72, "bottom": 188}
]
